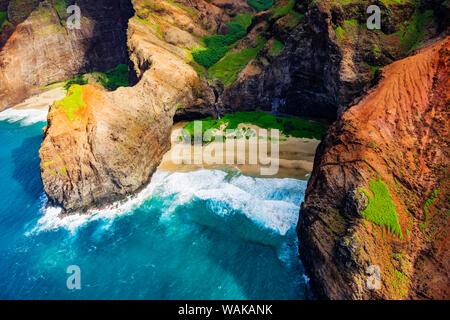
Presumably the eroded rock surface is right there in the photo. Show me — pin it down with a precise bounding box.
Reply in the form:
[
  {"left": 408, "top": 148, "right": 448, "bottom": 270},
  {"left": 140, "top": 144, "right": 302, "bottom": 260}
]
[
  {"left": 3, "top": 0, "right": 448, "bottom": 300},
  {"left": 298, "top": 36, "right": 449, "bottom": 299},
  {"left": 39, "top": 0, "right": 218, "bottom": 212},
  {"left": 217, "top": 0, "right": 447, "bottom": 119}
]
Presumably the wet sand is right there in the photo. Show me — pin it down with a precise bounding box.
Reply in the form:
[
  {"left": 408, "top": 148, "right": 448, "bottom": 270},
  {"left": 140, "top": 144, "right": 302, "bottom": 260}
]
[
  {"left": 158, "top": 122, "right": 320, "bottom": 180},
  {"left": 11, "top": 85, "right": 66, "bottom": 110}
]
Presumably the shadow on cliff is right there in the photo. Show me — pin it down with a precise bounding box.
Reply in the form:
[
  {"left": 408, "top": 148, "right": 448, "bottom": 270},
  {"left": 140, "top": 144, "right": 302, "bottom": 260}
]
[
  {"left": 1, "top": 0, "right": 137, "bottom": 84},
  {"left": 71, "top": 0, "right": 137, "bottom": 81},
  {"left": 11, "top": 135, "right": 44, "bottom": 199}
]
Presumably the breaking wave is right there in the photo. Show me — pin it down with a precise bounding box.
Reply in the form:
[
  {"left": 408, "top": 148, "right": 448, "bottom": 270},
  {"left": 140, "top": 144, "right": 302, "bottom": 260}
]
[
  {"left": 30, "top": 169, "right": 306, "bottom": 236},
  {"left": 0, "top": 107, "right": 48, "bottom": 126}
]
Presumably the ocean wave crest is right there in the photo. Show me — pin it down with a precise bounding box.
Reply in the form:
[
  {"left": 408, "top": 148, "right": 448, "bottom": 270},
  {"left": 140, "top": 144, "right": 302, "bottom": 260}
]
[
  {"left": 0, "top": 108, "right": 48, "bottom": 126},
  {"left": 29, "top": 169, "right": 306, "bottom": 236},
  {"left": 155, "top": 170, "right": 305, "bottom": 235}
]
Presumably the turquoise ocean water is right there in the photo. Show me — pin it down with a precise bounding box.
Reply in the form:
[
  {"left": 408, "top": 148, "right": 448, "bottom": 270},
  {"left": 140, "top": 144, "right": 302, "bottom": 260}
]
[{"left": 0, "top": 110, "right": 311, "bottom": 300}]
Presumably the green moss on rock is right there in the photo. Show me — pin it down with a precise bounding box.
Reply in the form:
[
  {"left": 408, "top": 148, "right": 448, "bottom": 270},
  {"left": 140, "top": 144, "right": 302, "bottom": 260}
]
[
  {"left": 55, "top": 84, "right": 86, "bottom": 121},
  {"left": 419, "top": 189, "right": 439, "bottom": 232},
  {"left": 271, "top": 0, "right": 296, "bottom": 20},
  {"left": 247, "top": 0, "right": 274, "bottom": 12},
  {"left": 208, "top": 37, "right": 267, "bottom": 86},
  {"left": 399, "top": 9, "right": 434, "bottom": 53},
  {"left": 0, "top": 10, "right": 7, "bottom": 27},
  {"left": 192, "top": 21, "right": 248, "bottom": 68},
  {"left": 360, "top": 175, "right": 403, "bottom": 238},
  {"left": 98, "top": 64, "right": 130, "bottom": 91}
]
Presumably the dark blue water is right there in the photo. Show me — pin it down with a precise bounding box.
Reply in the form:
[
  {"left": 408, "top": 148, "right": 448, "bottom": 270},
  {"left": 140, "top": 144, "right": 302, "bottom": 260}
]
[{"left": 0, "top": 114, "right": 311, "bottom": 300}]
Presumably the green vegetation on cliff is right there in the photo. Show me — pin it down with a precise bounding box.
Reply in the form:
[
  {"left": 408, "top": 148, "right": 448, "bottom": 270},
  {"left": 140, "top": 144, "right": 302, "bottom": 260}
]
[
  {"left": 333, "top": 19, "right": 359, "bottom": 43},
  {"left": 360, "top": 176, "right": 403, "bottom": 238},
  {"left": 247, "top": 0, "right": 274, "bottom": 12},
  {"left": 190, "top": 13, "right": 262, "bottom": 86},
  {"left": 269, "top": 39, "right": 284, "bottom": 55},
  {"left": 419, "top": 189, "right": 439, "bottom": 231},
  {"left": 192, "top": 17, "right": 250, "bottom": 68},
  {"left": 183, "top": 111, "right": 327, "bottom": 142},
  {"left": 53, "top": 0, "right": 69, "bottom": 18},
  {"left": 329, "top": 0, "right": 435, "bottom": 55},
  {"left": 98, "top": 64, "right": 130, "bottom": 91},
  {"left": 0, "top": 10, "right": 10, "bottom": 30},
  {"left": 64, "top": 75, "right": 88, "bottom": 91},
  {"left": 399, "top": 9, "right": 434, "bottom": 53},
  {"left": 0, "top": 11, "right": 7, "bottom": 26},
  {"left": 55, "top": 84, "right": 86, "bottom": 121},
  {"left": 63, "top": 64, "right": 130, "bottom": 91},
  {"left": 233, "top": 13, "right": 252, "bottom": 29},
  {"left": 165, "top": 0, "right": 199, "bottom": 16},
  {"left": 271, "top": 0, "right": 295, "bottom": 19},
  {"left": 208, "top": 37, "right": 267, "bottom": 86}
]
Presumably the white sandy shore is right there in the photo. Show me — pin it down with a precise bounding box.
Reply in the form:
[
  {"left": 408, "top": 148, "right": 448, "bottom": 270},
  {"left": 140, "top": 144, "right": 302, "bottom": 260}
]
[
  {"left": 159, "top": 122, "right": 320, "bottom": 180},
  {"left": 0, "top": 85, "right": 66, "bottom": 125},
  {"left": 12, "top": 85, "right": 66, "bottom": 110}
]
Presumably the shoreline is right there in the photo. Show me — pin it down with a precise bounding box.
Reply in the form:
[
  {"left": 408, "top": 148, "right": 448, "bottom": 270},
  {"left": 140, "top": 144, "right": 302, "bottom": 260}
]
[
  {"left": 0, "top": 86, "right": 66, "bottom": 125},
  {"left": 158, "top": 122, "right": 320, "bottom": 180},
  {"left": 3, "top": 88, "right": 319, "bottom": 181},
  {"left": 11, "top": 85, "right": 66, "bottom": 111}
]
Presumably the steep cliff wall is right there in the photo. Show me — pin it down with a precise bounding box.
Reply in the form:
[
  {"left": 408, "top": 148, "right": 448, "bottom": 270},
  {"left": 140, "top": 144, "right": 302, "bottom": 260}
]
[
  {"left": 298, "top": 36, "right": 449, "bottom": 299},
  {"left": 39, "top": 0, "right": 218, "bottom": 212},
  {"left": 3, "top": 0, "right": 445, "bottom": 115},
  {"left": 0, "top": 0, "right": 134, "bottom": 111},
  {"left": 216, "top": 0, "right": 446, "bottom": 119}
]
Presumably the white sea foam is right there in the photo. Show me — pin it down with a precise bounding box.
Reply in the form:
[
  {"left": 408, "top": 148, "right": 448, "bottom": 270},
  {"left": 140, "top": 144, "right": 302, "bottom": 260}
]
[
  {"left": 28, "top": 171, "right": 171, "bottom": 235},
  {"left": 0, "top": 107, "right": 48, "bottom": 125},
  {"left": 30, "top": 169, "right": 306, "bottom": 236},
  {"left": 155, "top": 170, "right": 306, "bottom": 235},
  {"left": 0, "top": 86, "right": 66, "bottom": 126}
]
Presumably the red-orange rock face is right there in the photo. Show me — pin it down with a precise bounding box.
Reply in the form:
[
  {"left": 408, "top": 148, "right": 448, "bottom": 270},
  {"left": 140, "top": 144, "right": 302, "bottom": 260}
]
[
  {"left": 39, "top": 1, "right": 217, "bottom": 213},
  {"left": 298, "top": 37, "right": 449, "bottom": 300}
]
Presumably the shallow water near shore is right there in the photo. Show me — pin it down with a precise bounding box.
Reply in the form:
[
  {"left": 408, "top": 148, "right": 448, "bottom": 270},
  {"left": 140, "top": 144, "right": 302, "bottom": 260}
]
[{"left": 0, "top": 110, "right": 312, "bottom": 300}]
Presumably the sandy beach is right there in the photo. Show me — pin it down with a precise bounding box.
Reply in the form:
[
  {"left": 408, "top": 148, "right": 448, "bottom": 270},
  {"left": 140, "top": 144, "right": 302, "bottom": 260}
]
[
  {"left": 3, "top": 86, "right": 320, "bottom": 180},
  {"left": 11, "top": 84, "right": 66, "bottom": 110},
  {"left": 0, "top": 84, "right": 67, "bottom": 125},
  {"left": 159, "top": 122, "right": 320, "bottom": 180}
]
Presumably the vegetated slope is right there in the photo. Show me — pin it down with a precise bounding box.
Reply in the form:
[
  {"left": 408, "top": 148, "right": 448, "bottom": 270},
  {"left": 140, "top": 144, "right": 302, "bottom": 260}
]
[
  {"left": 298, "top": 36, "right": 449, "bottom": 300},
  {"left": 216, "top": 0, "right": 448, "bottom": 119}
]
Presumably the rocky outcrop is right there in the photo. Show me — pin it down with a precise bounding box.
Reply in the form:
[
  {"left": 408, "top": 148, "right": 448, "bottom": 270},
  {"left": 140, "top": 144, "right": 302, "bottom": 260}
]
[
  {"left": 216, "top": 0, "right": 447, "bottom": 119},
  {"left": 39, "top": 0, "right": 219, "bottom": 212},
  {"left": 0, "top": 0, "right": 134, "bottom": 111},
  {"left": 297, "top": 36, "right": 449, "bottom": 299}
]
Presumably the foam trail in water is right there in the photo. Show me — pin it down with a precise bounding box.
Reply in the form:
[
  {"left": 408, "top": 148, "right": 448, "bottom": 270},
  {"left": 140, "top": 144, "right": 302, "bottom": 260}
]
[
  {"left": 0, "top": 108, "right": 48, "bottom": 126},
  {"left": 0, "top": 87, "right": 66, "bottom": 126},
  {"left": 30, "top": 169, "right": 306, "bottom": 236},
  {"left": 153, "top": 170, "right": 306, "bottom": 235},
  {"left": 28, "top": 171, "right": 170, "bottom": 235}
]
